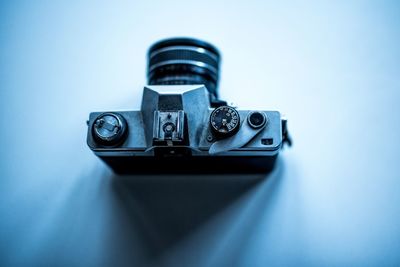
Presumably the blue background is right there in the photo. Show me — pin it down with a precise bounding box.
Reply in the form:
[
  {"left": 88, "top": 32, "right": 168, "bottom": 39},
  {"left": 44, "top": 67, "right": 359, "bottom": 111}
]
[{"left": 1, "top": 1, "right": 400, "bottom": 266}]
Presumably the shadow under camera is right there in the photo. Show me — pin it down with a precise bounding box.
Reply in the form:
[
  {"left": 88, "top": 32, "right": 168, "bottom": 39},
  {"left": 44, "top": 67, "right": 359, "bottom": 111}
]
[{"left": 108, "top": 159, "right": 284, "bottom": 260}]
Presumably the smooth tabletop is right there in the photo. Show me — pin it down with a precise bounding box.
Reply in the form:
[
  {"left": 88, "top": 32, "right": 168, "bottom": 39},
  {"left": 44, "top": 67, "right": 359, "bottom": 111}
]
[{"left": 1, "top": 1, "right": 400, "bottom": 266}]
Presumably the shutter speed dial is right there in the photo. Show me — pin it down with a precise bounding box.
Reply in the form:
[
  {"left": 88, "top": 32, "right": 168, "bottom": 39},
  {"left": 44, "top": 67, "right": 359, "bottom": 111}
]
[{"left": 209, "top": 106, "right": 240, "bottom": 138}]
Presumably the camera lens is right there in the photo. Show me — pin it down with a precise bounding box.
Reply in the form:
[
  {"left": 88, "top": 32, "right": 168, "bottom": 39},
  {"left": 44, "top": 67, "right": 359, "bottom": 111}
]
[{"left": 147, "top": 37, "right": 221, "bottom": 100}]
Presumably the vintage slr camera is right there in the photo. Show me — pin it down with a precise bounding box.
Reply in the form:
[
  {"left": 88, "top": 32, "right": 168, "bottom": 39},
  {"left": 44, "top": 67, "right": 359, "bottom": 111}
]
[{"left": 86, "top": 38, "right": 291, "bottom": 174}]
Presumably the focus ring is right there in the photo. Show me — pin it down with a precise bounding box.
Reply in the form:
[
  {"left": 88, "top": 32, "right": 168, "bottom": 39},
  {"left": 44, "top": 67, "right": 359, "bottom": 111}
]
[
  {"left": 149, "top": 47, "right": 219, "bottom": 74},
  {"left": 147, "top": 38, "right": 221, "bottom": 99}
]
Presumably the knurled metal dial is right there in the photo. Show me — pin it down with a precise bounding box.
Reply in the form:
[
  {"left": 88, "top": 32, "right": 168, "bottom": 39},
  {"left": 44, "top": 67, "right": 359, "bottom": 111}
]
[
  {"left": 209, "top": 106, "right": 240, "bottom": 138},
  {"left": 92, "top": 113, "right": 127, "bottom": 146}
]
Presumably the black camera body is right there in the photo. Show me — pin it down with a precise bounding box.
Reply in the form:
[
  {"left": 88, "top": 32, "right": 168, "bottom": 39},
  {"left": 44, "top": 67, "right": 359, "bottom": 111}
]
[{"left": 86, "top": 38, "right": 290, "bottom": 174}]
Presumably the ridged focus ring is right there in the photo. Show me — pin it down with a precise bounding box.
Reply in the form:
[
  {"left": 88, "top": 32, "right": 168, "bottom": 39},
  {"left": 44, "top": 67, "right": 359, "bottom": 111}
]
[{"left": 147, "top": 38, "right": 221, "bottom": 98}]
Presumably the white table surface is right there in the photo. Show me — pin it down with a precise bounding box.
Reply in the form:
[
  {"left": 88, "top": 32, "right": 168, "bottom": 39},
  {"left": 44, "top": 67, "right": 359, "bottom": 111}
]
[{"left": 1, "top": 1, "right": 399, "bottom": 266}]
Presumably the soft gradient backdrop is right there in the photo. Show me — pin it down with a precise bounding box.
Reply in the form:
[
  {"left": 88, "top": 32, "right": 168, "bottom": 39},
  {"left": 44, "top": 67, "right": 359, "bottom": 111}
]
[{"left": 1, "top": 1, "right": 400, "bottom": 266}]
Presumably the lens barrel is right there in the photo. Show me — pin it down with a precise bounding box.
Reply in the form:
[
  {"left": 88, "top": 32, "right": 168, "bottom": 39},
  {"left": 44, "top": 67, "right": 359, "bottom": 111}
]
[{"left": 147, "top": 38, "right": 221, "bottom": 100}]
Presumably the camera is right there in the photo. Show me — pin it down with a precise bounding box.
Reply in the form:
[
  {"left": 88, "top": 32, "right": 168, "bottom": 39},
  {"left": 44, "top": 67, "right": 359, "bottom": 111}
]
[{"left": 86, "top": 38, "right": 291, "bottom": 174}]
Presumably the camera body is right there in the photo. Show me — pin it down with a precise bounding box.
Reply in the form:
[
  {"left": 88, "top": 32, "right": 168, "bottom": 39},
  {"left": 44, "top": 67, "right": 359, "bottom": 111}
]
[{"left": 86, "top": 38, "right": 290, "bottom": 174}]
